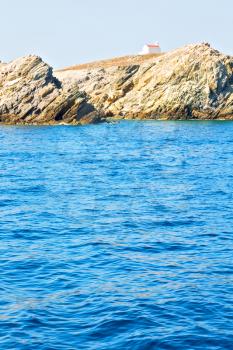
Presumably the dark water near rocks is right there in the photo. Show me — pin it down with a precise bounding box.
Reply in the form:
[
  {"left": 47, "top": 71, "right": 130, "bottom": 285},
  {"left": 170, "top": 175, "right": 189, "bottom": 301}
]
[{"left": 0, "top": 121, "right": 233, "bottom": 350}]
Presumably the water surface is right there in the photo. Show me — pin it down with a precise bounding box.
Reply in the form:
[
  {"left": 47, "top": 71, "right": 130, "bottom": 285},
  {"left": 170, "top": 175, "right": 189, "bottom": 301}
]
[{"left": 0, "top": 121, "right": 233, "bottom": 349}]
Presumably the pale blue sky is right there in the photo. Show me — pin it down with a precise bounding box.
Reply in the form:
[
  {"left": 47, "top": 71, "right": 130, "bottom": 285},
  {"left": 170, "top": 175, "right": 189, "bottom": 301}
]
[{"left": 0, "top": 0, "right": 232, "bottom": 68}]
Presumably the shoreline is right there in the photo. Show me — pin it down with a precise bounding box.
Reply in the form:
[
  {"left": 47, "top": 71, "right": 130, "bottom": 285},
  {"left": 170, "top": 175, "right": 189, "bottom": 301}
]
[{"left": 1, "top": 116, "right": 233, "bottom": 127}]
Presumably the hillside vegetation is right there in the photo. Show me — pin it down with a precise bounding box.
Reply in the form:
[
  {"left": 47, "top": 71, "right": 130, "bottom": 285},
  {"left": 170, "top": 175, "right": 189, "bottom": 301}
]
[{"left": 58, "top": 53, "right": 164, "bottom": 72}]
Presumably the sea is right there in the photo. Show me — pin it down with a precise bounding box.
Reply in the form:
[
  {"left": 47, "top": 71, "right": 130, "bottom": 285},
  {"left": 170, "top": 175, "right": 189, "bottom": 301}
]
[{"left": 0, "top": 120, "right": 232, "bottom": 350}]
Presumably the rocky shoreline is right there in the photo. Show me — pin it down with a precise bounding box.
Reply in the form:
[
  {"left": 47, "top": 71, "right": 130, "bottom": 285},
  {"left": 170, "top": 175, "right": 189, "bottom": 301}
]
[{"left": 1, "top": 43, "right": 233, "bottom": 125}]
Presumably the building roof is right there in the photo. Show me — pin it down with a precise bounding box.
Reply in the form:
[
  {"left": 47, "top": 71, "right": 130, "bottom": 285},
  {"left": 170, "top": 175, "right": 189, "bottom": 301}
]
[{"left": 146, "top": 43, "right": 160, "bottom": 48}]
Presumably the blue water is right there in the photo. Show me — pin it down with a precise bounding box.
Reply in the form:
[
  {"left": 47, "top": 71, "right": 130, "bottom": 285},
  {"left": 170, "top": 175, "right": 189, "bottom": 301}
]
[{"left": 0, "top": 121, "right": 233, "bottom": 350}]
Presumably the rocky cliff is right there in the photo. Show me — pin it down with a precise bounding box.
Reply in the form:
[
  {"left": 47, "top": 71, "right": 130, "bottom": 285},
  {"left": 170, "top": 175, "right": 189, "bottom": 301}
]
[
  {"left": 1, "top": 43, "right": 233, "bottom": 124},
  {"left": 56, "top": 43, "right": 233, "bottom": 120},
  {"left": 0, "top": 56, "right": 101, "bottom": 125}
]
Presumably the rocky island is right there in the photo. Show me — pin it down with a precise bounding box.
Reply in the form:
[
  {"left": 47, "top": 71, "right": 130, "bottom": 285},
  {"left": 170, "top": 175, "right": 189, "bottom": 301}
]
[{"left": 0, "top": 43, "right": 233, "bottom": 125}]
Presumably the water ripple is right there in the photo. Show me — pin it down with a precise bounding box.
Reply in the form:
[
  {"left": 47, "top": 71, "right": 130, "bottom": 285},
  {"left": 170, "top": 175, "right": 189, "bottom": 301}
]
[{"left": 0, "top": 121, "right": 233, "bottom": 349}]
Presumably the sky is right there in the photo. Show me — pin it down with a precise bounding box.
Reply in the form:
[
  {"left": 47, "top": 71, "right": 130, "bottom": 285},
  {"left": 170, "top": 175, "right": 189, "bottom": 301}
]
[{"left": 0, "top": 0, "right": 232, "bottom": 68}]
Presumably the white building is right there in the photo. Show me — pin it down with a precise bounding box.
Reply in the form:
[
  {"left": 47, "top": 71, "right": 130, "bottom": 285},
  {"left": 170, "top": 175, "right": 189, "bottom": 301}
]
[{"left": 140, "top": 42, "right": 161, "bottom": 55}]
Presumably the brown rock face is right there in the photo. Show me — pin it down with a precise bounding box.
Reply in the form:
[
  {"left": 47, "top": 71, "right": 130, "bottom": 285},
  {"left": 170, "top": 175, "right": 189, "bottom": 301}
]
[
  {"left": 56, "top": 43, "right": 233, "bottom": 121},
  {"left": 0, "top": 55, "right": 101, "bottom": 125},
  {"left": 1, "top": 43, "right": 233, "bottom": 125}
]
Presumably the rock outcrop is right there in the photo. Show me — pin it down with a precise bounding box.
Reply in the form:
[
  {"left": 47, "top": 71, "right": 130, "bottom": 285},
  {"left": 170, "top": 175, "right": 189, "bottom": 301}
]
[
  {"left": 1, "top": 43, "right": 233, "bottom": 125},
  {"left": 0, "top": 55, "right": 101, "bottom": 125}
]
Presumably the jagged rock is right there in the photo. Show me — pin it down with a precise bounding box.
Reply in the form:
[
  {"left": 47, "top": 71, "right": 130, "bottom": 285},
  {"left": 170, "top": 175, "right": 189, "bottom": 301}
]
[
  {"left": 56, "top": 43, "right": 233, "bottom": 120},
  {"left": 0, "top": 55, "right": 101, "bottom": 125},
  {"left": 1, "top": 43, "right": 233, "bottom": 125}
]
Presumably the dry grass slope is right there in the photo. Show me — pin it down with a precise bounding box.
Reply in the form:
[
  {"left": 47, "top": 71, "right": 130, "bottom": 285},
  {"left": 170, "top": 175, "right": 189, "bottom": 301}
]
[{"left": 58, "top": 53, "right": 164, "bottom": 72}]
